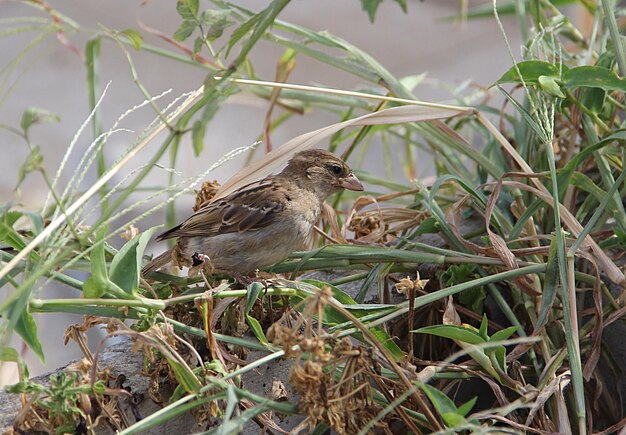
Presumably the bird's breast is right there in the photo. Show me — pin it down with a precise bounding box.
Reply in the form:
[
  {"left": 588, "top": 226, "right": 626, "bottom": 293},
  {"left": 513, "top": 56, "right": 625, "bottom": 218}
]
[{"left": 286, "top": 194, "right": 322, "bottom": 249}]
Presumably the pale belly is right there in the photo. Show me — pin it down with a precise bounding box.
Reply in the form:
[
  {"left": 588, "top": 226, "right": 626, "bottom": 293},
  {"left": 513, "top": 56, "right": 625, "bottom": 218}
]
[{"left": 181, "top": 202, "right": 320, "bottom": 273}]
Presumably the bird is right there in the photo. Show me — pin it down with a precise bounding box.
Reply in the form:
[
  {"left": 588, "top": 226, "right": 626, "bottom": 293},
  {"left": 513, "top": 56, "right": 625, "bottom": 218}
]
[{"left": 141, "top": 149, "right": 364, "bottom": 280}]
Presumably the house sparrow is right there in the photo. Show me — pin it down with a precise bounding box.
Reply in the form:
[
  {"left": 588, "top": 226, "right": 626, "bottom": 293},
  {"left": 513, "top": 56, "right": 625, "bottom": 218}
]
[{"left": 142, "top": 149, "right": 363, "bottom": 278}]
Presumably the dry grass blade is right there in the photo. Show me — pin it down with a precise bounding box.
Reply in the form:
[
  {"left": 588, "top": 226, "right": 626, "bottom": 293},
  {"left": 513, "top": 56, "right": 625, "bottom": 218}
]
[
  {"left": 0, "top": 86, "right": 204, "bottom": 282},
  {"left": 214, "top": 105, "right": 471, "bottom": 200},
  {"left": 323, "top": 292, "right": 443, "bottom": 431},
  {"left": 525, "top": 371, "right": 571, "bottom": 426},
  {"left": 478, "top": 113, "right": 625, "bottom": 285}
]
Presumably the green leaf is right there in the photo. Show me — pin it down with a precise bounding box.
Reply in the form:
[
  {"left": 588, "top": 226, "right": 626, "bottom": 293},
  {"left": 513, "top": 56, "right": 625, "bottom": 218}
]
[
  {"left": 558, "top": 130, "right": 626, "bottom": 193},
  {"left": 20, "top": 211, "right": 44, "bottom": 235},
  {"left": 0, "top": 213, "right": 27, "bottom": 251},
  {"left": 16, "top": 145, "right": 43, "bottom": 188},
  {"left": 232, "top": 0, "right": 290, "bottom": 68},
  {"left": 442, "top": 412, "right": 467, "bottom": 428},
  {"left": 245, "top": 283, "right": 269, "bottom": 345},
  {"left": 176, "top": 0, "right": 198, "bottom": 19},
  {"left": 200, "top": 9, "right": 233, "bottom": 41},
  {"left": 0, "top": 347, "right": 19, "bottom": 362},
  {"left": 414, "top": 325, "right": 485, "bottom": 345},
  {"left": 173, "top": 19, "right": 197, "bottom": 42},
  {"left": 487, "top": 345, "right": 507, "bottom": 373},
  {"left": 193, "top": 36, "right": 203, "bottom": 56},
  {"left": 457, "top": 286, "right": 485, "bottom": 315},
  {"left": 226, "top": 10, "right": 263, "bottom": 58},
  {"left": 421, "top": 383, "right": 458, "bottom": 416},
  {"left": 538, "top": 75, "right": 565, "bottom": 98},
  {"left": 456, "top": 396, "right": 477, "bottom": 417},
  {"left": 563, "top": 65, "right": 626, "bottom": 92},
  {"left": 302, "top": 279, "right": 356, "bottom": 305},
  {"left": 393, "top": 0, "right": 408, "bottom": 12},
  {"left": 370, "top": 328, "right": 404, "bottom": 360},
  {"left": 20, "top": 107, "right": 60, "bottom": 134},
  {"left": 494, "top": 60, "right": 565, "bottom": 86},
  {"left": 399, "top": 72, "right": 427, "bottom": 92},
  {"left": 83, "top": 227, "right": 109, "bottom": 298},
  {"left": 490, "top": 325, "right": 519, "bottom": 342},
  {"left": 478, "top": 314, "right": 488, "bottom": 340},
  {"left": 360, "top": 0, "right": 383, "bottom": 22},
  {"left": 466, "top": 345, "right": 501, "bottom": 381},
  {"left": 165, "top": 353, "right": 202, "bottom": 393},
  {"left": 579, "top": 87, "right": 606, "bottom": 114},
  {"left": 413, "top": 216, "right": 439, "bottom": 236},
  {"left": 191, "top": 120, "right": 206, "bottom": 156},
  {"left": 15, "top": 307, "right": 44, "bottom": 362},
  {"left": 109, "top": 227, "right": 158, "bottom": 294},
  {"left": 570, "top": 172, "right": 617, "bottom": 207},
  {"left": 121, "top": 29, "right": 143, "bottom": 50},
  {"left": 536, "top": 236, "right": 558, "bottom": 329}
]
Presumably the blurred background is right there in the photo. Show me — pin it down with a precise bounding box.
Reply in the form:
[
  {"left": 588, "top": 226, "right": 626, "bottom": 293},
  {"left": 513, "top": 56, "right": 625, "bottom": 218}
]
[{"left": 1, "top": 0, "right": 575, "bottom": 382}]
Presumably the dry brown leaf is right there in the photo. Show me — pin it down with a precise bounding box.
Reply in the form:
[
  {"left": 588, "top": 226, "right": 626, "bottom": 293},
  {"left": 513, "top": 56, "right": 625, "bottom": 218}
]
[
  {"left": 525, "top": 371, "right": 570, "bottom": 426},
  {"left": 214, "top": 105, "right": 470, "bottom": 200}
]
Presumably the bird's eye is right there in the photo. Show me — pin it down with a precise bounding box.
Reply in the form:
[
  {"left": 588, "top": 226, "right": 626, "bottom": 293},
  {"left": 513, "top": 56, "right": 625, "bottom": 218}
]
[{"left": 328, "top": 164, "right": 343, "bottom": 176}]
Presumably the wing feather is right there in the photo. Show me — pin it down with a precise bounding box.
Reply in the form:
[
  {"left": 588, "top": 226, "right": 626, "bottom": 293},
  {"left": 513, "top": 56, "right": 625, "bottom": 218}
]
[{"left": 156, "top": 176, "right": 289, "bottom": 240}]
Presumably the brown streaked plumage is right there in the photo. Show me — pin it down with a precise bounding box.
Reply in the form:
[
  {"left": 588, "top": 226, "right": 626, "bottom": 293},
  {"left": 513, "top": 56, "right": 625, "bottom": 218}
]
[{"left": 142, "top": 149, "right": 363, "bottom": 277}]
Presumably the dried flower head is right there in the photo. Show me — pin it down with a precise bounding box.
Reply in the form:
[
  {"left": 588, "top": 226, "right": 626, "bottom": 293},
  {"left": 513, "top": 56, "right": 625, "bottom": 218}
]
[
  {"left": 119, "top": 224, "right": 140, "bottom": 240},
  {"left": 395, "top": 272, "right": 429, "bottom": 296},
  {"left": 193, "top": 180, "right": 221, "bottom": 212}
]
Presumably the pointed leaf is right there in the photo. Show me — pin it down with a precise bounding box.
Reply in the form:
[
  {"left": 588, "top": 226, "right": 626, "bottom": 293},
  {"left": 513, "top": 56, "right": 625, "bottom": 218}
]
[
  {"left": 490, "top": 325, "right": 519, "bottom": 342},
  {"left": 421, "top": 383, "right": 458, "bottom": 416},
  {"left": 83, "top": 227, "right": 109, "bottom": 298},
  {"left": 226, "top": 11, "right": 262, "bottom": 58},
  {"left": 478, "top": 314, "right": 489, "bottom": 340},
  {"left": 494, "top": 60, "right": 565, "bottom": 86},
  {"left": 176, "top": 0, "right": 198, "bottom": 19},
  {"left": 486, "top": 345, "right": 507, "bottom": 373},
  {"left": 173, "top": 19, "right": 197, "bottom": 42},
  {"left": 536, "top": 236, "right": 558, "bottom": 330},
  {"left": 442, "top": 412, "right": 467, "bottom": 428},
  {"left": 457, "top": 396, "right": 477, "bottom": 417},
  {"left": 109, "top": 227, "right": 158, "bottom": 294},
  {"left": 414, "top": 325, "right": 485, "bottom": 345},
  {"left": 15, "top": 307, "right": 44, "bottom": 362},
  {"left": 245, "top": 282, "right": 268, "bottom": 345},
  {"left": 360, "top": 0, "right": 383, "bottom": 22}
]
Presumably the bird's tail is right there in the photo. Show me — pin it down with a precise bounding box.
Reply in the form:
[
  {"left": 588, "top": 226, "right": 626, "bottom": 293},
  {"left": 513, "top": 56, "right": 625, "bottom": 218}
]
[{"left": 141, "top": 249, "right": 172, "bottom": 277}]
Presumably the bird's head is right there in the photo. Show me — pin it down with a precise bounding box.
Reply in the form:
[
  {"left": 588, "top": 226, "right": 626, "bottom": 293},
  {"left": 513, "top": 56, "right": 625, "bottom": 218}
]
[{"left": 282, "top": 149, "right": 364, "bottom": 198}]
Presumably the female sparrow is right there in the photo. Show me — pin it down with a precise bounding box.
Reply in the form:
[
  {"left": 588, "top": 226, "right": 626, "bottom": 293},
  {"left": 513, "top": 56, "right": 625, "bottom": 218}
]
[{"left": 142, "top": 149, "right": 363, "bottom": 277}]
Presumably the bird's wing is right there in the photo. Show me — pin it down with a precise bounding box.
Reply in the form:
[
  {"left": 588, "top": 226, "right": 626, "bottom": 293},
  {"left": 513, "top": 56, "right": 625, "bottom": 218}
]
[{"left": 156, "top": 177, "right": 290, "bottom": 240}]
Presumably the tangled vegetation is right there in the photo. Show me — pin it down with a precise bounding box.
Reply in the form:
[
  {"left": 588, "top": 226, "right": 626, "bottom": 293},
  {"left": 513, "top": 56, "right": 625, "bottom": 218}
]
[{"left": 2, "top": 0, "right": 626, "bottom": 433}]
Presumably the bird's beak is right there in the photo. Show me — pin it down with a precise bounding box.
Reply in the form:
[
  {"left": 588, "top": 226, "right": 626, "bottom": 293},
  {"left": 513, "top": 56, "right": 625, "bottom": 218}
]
[{"left": 340, "top": 173, "right": 364, "bottom": 191}]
